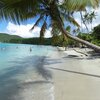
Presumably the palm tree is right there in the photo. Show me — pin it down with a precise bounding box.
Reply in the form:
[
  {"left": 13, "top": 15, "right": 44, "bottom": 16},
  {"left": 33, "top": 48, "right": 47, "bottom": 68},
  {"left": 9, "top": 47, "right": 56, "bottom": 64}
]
[
  {"left": 90, "top": 11, "right": 96, "bottom": 30},
  {"left": 80, "top": 11, "right": 89, "bottom": 32},
  {"left": 0, "top": 0, "right": 100, "bottom": 52},
  {"left": 83, "top": 11, "right": 96, "bottom": 30}
]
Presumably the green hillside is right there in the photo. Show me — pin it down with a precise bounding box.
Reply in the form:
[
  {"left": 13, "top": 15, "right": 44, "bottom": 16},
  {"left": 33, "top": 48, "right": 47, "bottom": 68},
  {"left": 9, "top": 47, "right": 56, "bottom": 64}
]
[
  {"left": 0, "top": 33, "right": 53, "bottom": 45},
  {"left": 0, "top": 33, "right": 22, "bottom": 42},
  {"left": 0, "top": 33, "right": 63, "bottom": 46}
]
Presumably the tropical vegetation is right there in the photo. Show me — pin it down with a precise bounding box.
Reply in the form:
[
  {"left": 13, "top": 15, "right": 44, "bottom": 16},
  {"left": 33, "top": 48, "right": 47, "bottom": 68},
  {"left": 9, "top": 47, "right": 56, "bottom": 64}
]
[
  {"left": 78, "top": 24, "right": 100, "bottom": 46},
  {"left": 0, "top": 0, "right": 100, "bottom": 52}
]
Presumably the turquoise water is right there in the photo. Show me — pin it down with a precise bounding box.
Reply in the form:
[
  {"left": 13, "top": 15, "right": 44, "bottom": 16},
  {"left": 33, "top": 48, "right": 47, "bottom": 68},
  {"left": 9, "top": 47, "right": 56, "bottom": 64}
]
[
  {"left": 0, "top": 43, "right": 54, "bottom": 100},
  {"left": 0, "top": 43, "right": 47, "bottom": 72}
]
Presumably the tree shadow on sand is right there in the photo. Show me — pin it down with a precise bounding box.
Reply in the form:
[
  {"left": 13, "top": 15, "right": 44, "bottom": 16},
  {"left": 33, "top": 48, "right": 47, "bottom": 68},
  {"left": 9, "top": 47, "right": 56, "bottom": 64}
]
[
  {"left": 44, "top": 55, "right": 100, "bottom": 79},
  {"left": 0, "top": 55, "right": 53, "bottom": 100},
  {"left": 48, "top": 67, "right": 100, "bottom": 79}
]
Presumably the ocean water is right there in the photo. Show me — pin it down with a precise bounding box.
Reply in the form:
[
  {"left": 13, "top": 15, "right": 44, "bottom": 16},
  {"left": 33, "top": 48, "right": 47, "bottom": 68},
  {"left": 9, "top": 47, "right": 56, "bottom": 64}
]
[{"left": 0, "top": 43, "right": 54, "bottom": 100}]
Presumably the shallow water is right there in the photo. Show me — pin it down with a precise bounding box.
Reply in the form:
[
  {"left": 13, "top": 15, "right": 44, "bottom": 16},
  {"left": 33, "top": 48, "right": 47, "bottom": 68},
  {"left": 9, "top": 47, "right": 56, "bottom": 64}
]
[{"left": 0, "top": 43, "right": 54, "bottom": 100}]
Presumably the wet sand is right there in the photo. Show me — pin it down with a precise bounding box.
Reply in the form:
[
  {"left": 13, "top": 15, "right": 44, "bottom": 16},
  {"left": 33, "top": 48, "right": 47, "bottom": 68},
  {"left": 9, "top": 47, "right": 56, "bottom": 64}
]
[{"left": 44, "top": 48, "right": 100, "bottom": 100}]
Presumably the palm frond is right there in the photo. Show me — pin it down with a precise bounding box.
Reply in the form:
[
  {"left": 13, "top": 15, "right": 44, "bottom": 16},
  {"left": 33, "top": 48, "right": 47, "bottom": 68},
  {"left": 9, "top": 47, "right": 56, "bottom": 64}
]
[
  {"left": 62, "top": 0, "right": 99, "bottom": 11},
  {"left": 60, "top": 11, "right": 80, "bottom": 27},
  {"left": 30, "top": 15, "right": 44, "bottom": 31},
  {"left": 68, "top": 16, "right": 80, "bottom": 27},
  {"left": 88, "top": 0, "right": 99, "bottom": 7},
  {"left": 40, "top": 20, "right": 47, "bottom": 41},
  {"left": 51, "top": 20, "right": 61, "bottom": 36},
  {"left": 0, "top": 0, "right": 43, "bottom": 23},
  {"left": 51, "top": 35, "right": 60, "bottom": 45}
]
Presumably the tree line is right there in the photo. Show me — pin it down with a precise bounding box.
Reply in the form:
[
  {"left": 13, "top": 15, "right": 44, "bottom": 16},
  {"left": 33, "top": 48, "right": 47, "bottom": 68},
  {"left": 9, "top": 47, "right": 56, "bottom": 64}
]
[{"left": 5, "top": 24, "right": 99, "bottom": 47}]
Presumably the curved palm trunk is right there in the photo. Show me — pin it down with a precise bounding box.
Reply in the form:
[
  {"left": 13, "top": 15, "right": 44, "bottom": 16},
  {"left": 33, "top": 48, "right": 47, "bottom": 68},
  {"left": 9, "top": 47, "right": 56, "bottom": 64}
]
[
  {"left": 60, "top": 24, "right": 100, "bottom": 52},
  {"left": 50, "top": 1, "right": 100, "bottom": 52}
]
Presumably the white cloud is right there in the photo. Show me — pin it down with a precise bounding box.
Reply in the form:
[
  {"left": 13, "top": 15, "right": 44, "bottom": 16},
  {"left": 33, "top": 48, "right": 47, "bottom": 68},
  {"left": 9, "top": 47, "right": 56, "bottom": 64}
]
[{"left": 6, "top": 22, "right": 51, "bottom": 38}]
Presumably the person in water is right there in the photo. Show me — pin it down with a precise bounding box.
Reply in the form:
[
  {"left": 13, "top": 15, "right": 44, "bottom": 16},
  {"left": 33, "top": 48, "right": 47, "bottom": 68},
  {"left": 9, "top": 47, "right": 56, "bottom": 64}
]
[{"left": 30, "top": 47, "right": 32, "bottom": 52}]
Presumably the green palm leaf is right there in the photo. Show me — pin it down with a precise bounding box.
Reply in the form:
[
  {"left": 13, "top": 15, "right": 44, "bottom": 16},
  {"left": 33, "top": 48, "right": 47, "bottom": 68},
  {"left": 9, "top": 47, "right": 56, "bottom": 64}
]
[
  {"left": 30, "top": 15, "right": 44, "bottom": 31},
  {"left": 0, "top": 0, "right": 43, "bottom": 23},
  {"left": 40, "top": 20, "right": 47, "bottom": 40},
  {"left": 63, "top": 0, "right": 99, "bottom": 11}
]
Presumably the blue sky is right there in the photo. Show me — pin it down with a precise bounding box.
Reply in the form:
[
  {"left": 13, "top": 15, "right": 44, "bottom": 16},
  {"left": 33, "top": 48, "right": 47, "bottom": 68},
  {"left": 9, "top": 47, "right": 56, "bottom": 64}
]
[
  {"left": 0, "top": 7, "right": 100, "bottom": 38},
  {"left": 0, "top": 16, "right": 52, "bottom": 38},
  {"left": 0, "top": 20, "right": 8, "bottom": 33}
]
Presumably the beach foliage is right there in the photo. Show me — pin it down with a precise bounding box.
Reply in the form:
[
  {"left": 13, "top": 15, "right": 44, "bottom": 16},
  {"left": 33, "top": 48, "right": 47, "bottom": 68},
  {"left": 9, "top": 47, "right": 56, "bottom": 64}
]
[
  {"left": 0, "top": 0, "right": 100, "bottom": 51},
  {"left": 78, "top": 32, "right": 92, "bottom": 42},
  {"left": 92, "top": 24, "right": 100, "bottom": 40}
]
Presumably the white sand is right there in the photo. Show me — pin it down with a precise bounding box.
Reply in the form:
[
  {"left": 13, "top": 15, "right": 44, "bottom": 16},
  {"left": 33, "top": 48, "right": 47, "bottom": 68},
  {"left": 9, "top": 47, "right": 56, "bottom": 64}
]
[{"left": 44, "top": 47, "right": 100, "bottom": 100}]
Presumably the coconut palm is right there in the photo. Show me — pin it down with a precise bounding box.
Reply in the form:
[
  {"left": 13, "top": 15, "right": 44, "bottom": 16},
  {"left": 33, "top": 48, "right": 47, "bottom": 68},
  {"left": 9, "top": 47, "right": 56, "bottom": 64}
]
[
  {"left": 0, "top": 0, "right": 100, "bottom": 52},
  {"left": 84, "top": 11, "right": 96, "bottom": 30},
  {"left": 80, "top": 12, "right": 89, "bottom": 32}
]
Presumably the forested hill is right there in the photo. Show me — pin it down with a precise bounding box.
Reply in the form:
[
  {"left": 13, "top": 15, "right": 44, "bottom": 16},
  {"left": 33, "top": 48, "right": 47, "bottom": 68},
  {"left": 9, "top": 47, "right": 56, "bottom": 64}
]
[
  {"left": 0, "top": 33, "right": 53, "bottom": 46},
  {"left": 0, "top": 33, "right": 22, "bottom": 42}
]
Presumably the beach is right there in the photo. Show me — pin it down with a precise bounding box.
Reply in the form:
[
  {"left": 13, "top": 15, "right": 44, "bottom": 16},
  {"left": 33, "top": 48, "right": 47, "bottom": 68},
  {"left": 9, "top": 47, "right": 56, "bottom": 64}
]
[
  {"left": 44, "top": 47, "right": 100, "bottom": 100},
  {"left": 0, "top": 44, "right": 100, "bottom": 100}
]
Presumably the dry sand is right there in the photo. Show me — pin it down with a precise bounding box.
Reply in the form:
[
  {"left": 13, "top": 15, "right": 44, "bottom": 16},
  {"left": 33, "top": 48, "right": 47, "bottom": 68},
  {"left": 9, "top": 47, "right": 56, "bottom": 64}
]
[{"left": 44, "top": 47, "right": 100, "bottom": 100}]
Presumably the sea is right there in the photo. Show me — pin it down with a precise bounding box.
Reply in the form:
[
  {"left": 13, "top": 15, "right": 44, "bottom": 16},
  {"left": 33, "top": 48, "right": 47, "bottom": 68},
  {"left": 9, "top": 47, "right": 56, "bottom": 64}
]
[{"left": 0, "top": 43, "right": 54, "bottom": 100}]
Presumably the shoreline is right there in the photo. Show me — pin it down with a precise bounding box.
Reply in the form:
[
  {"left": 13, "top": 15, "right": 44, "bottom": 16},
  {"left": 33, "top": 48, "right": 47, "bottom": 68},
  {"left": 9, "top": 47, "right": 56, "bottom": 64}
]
[
  {"left": 44, "top": 47, "right": 100, "bottom": 100},
  {"left": 0, "top": 44, "right": 100, "bottom": 100}
]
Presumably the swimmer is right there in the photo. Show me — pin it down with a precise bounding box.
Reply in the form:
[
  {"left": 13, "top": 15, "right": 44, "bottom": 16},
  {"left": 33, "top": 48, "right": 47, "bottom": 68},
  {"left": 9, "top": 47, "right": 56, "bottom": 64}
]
[
  {"left": 30, "top": 47, "right": 32, "bottom": 52},
  {"left": 16, "top": 46, "right": 18, "bottom": 49}
]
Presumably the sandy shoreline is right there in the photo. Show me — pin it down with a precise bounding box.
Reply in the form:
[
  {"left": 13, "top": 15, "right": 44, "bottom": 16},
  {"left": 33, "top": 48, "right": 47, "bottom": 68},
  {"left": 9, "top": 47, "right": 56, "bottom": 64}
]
[
  {"left": 0, "top": 45, "right": 100, "bottom": 100},
  {"left": 44, "top": 47, "right": 100, "bottom": 100}
]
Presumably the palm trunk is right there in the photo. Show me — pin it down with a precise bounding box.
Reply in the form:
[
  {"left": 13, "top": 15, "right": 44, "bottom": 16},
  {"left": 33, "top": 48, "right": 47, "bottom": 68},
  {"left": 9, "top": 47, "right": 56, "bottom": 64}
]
[
  {"left": 80, "top": 12, "right": 89, "bottom": 32},
  {"left": 59, "top": 24, "right": 100, "bottom": 52},
  {"left": 50, "top": 2, "right": 100, "bottom": 52}
]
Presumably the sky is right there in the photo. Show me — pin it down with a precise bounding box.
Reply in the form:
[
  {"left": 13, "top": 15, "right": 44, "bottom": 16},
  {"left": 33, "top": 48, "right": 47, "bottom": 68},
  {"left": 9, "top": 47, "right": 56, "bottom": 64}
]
[
  {"left": 0, "top": 7, "right": 100, "bottom": 38},
  {"left": 75, "top": 7, "right": 100, "bottom": 32},
  {"left": 0, "top": 19, "right": 52, "bottom": 38}
]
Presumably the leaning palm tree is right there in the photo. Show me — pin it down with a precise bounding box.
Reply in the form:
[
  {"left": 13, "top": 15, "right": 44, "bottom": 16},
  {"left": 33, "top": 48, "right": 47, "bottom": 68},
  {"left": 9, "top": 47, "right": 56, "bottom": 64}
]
[{"left": 0, "top": 0, "right": 100, "bottom": 52}]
